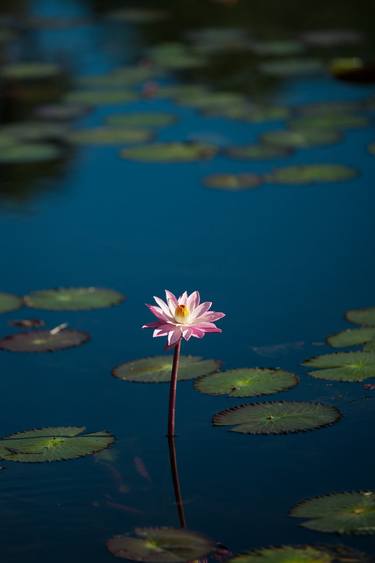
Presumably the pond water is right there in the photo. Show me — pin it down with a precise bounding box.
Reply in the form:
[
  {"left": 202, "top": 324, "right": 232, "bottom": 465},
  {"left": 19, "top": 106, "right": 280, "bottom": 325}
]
[{"left": 0, "top": 0, "right": 375, "bottom": 561}]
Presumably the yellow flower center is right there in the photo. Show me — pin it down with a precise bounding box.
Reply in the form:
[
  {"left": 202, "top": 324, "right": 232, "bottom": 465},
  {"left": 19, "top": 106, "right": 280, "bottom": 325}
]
[{"left": 175, "top": 304, "right": 190, "bottom": 323}]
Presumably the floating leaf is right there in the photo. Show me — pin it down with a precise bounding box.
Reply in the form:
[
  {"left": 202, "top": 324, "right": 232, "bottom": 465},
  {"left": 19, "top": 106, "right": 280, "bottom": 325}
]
[
  {"left": 66, "top": 90, "right": 136, "bottom": 105},
  {"left": 261, "top": 129, "right": 341, "bottom": 149},
  {"left": 259, "top": 58, "right": 323, "bottom": 77},
  {"left": 213, "top": 401, "right": 340, "bottom": 434},
  {"left": 204, "top": 173, "right": 263, "bottom": 191},
  {"left": 233, "top": 106, "right": 291, "bottom": 123},
  {"left": 290, "top": 491, "right": 375, "bottom": 534},
  {"left": 303, "top": 351, "right": 375, "bottom": 382},
  {"left": 226, "top": 144, "right": 292, "bottom": 160},
  {"left": 289, "top": 114, "right": 368, "bottom": 131},
  {"left": 25, "top": 287, "right": 124, "bottom": 311},
  {"left": 68, "top": 127, "right": 152, "bottom": 145},
  {"left": 107, "top": 113, "right": 177, "bottom": 129},
  {"left": 346, "top": 307, "right": 375, "bottom": 326},
  {"left": 229, "top": 544, "right": 370, "bottom": 562},
  {"left": 78, "top": 67, "right": 158, "bottom": 88},
  {"left": 150, "top": 43, "right": 206, "bottom": 70},
  {"left": 251, "top": 40, "right": 305, "bottom": 56},
  {"left": 0, "top": 62, "right": 62, "bottom": 80},
  {"left": 301, "top": 30, "right": 363, "bottom": 47},
  {"left": 330, "top": 58, "right": 375, "bottom": 84},
  {"left": 188, "top": 28, "right": 251, "bottom": 54},
  {"left": 0, "top": 121, "right": 68, "bottom": 142},
  {"left": 267, "top": 164, "right": 357, "bottom": 185},
  {"left": 0, "top": 292, "right": 23, "bottom": 313},
  {"left": 327, "top": 328, "right": 375, "bottom": 349},
  {"left": 0, "top": 143, "right": 61, "bottom": 164},
  {"left": 107, "top": 9, "right": 168, "bottom": 23},
  {"left": 0, "top": 426, "right": 114, "bottom": 462},
  {"left": 297, "top": 101, "right": 362, "bottom": 116},
  {"left": 113, "top": 356, "right": 220, "bottom": 383},
  {"left": 0, "top": 329, "right": 89, "bottom": 352},
  {"left": 178, "top": 91, "right": 247, "bottom": 112},
  {"left": 34, "top": 103, "right": 90, "bottom": 121},
  {"left": 150, "top": 85, "right": 211, "bottom": 101},
  {"left": 121, "top": 142, "right": 216, "bottom": 162},
  {"left": 107, "top": 527, "right": 215, "bottom": 561},
  {"left": 195, "top": 368, "right": 298, "bottom": 398},
  {"left": 369, "top": 143, "right": 375, "bottom": 155}
]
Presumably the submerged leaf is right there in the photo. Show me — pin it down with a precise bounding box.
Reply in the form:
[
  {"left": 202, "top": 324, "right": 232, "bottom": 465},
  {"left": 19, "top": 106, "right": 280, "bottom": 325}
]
[
  {"left": 25, "top": 287, "right": 124, "bottom": 310},
  {"left": 121, "top": 142, "right": 216, "bottom": 162},
  {"left": 261, "top": 129, "right": 341, "bottom": 149},
  {"left": 213, "top": 401, "right": 340, "bottom": 434},
  {"left": 229, "top": 544, "right": 370, "bottom": 562},
  {"left": 267, "top": 164, "right": 357, "bottom": 185},
  {"left": 0, "top": 329, "right": 89, "bottom": 352},
  {"left": 346, "top": 307, "right": 375, "bottom": 326},
  {"left": 113, "top": 356, "right": 220, "bottom": 383},
  {"left": 0, "top": 292, "right": 23, "bottom": 313},
  {"left": 290, "top": 491, "right": 375, "bottom": 534},
  {"left": 68, "top": 127, "right": 152, "bottom": 145},
  {"left": 107, "top": 113, "right": 177, "bottom": 129},
  {"left": 327, "top": 327, "right": 375, "bottom": 349},
  {"left": 204, "top": 173, "right": 263, "bottom": 191},
  {"left": 195, "top": 368, "right": 298, "bottom": 397},
  {"left": 303, "top": 351, "right": 375, "bottom": 382},
  {"left": 226, "top": 144, "right": 292, "bottom": 160}
]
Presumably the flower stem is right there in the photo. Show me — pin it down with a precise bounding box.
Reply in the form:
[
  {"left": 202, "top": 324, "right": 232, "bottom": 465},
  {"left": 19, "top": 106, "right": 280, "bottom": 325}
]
[
  {"left": 168, "top": 436, "right": 186, "bottom": 527},
  {"left": 167, "top": 339, "right": 181, "bottom": 437}
]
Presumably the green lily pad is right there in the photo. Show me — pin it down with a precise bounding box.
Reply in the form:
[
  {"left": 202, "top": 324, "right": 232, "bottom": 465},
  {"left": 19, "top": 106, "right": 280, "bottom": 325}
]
[
  {"left": 261, "top": 129, "right": 342, "bottom": 149},
  {"left": 329, "top": 58, "right": 375, "bottom": 84},
  {"left": 121, "top": 142, "right": 216, "bottom": 162},
  {"left": 68, "top": 127, "right": 152, "bottom": 145},
  {"left": 226, "top": 144, "right": 292, "bottom": 160},
  {"left": 78, "top": 67, "right": 158, "bottom": 88},
  {"left": 259, "top": 58, "right": 323, "bottom": 77},
  {"left": 177, "top": 91, "right": 247, "bottom": 112},
  {"left": 0, "top": 292, "right": 23, "bottom": 313},
  {"left": 220, "top": 106, "right": 290, "bottom": 123},
  {"left": 0, "top": 121, "right": 68, "bottom": 142},
  {"left": 107, "top": 113, "right": 177, "bottom": 129},
  {"left": 0, "top": 329, "right": 89, "bottom": 352},
  {"left": 66, "top": 90, "right": 136, "bottom": 105},
  {"left": 0, "top": 426, "right": 114, "bottom": 462},
  {"left": 0, "top": 62, "right": 62, "bottom": 81},
  {"left": 346, "top": 307, "right": 375, "bottom": 326},
  {"left": 107, "top": 9, "right": 168, "bottom": 23},
  {"left": 150, "top": 43, "right": 206, "bottom": 70},
  {"left": 267, "top": 164, "right": 358, "bottom": 185},
  {"left": 290, "top": 491, "right": 375, "bottom": 534},
  {"left": 213, "top": 401, "right": 340, "bottom": 435},
  {"left": 301, "top": 30, "right": 363, "bottom": 47},
  {"left": 25, "top": 287, "right": 125, "bottom": 310},
  {"left": 195, "top": 368, "right": 298, "bottom": 398},
  {"left": 369, "top": 143, "right": 375, "bottom": 155},
  {"left": 149, "top": 85, "right": 209, "bottom": 101},
  {"left": 289, "top": 114, "right": 368, "bottom": 131},
  {"left": 303, "top": 351, "right": 375, "bottom": 382},
  {"left": 327, "top": 327, "right": 375, "bottom": 349},
  {"left": 112, "top": 356, "right": 220, "bottom": 383},
  {"left": 297, "top": 101, "right": 363, "bottom": 116},
  {"left": 107, "top": 528, "right": 215, "bottom": 561},
  {"left": 229, "top": 544, "right": 370, "bottom": 562},
  {"left": 251, "top": 40, "right": 305, "bottom": 56},
  {"left": 204, "top": 173, "right": 263, "bottom": 191},
  {"left": 34, "top": 103, "right": 90, "bottom": 121},
  {"left": 188, "top": 28, "right": 251, "bottom": 54},
  {"left": 0, "top": 143, "right": 61, "bottom": 164}
]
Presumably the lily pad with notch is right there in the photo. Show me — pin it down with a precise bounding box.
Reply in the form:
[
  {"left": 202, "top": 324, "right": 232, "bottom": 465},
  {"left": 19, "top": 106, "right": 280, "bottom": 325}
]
[
  {"left": 346, "top": 307, "right": 375, "bottom": 326},
  {"left": 303, "top": 351, "right": 375, "bottom": 382},
  {"left": 113, "top": 356, "right": 220, "bottom": 383},
  {"left": 25, "top": 287, "right": 124, "bottom": 310},
  {"left": 267, "top": 164, "right": 358, "bottom": 185},
  {"left": 0, "top": 329, "right": 89, "bottom": 352},
  {"left": 0, "top": 292, "right": 23, "bottom": 313},
  {"left": 204, "top": 173, "right": 263, "bottom": 191},
  {"left": 229, "top": 544, "right": 371, "bottom": 562},
  {"left": 261, "top": 129, "right": 342, "bottom": 149},
  {"left": 121, "top": 142, "right": 217, "bottom": 162}
]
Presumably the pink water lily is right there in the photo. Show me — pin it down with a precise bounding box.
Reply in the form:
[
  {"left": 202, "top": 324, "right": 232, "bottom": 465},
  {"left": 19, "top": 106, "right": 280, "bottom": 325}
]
[{"left": 142, "top": 290, "right": 225, "bottom": 347}]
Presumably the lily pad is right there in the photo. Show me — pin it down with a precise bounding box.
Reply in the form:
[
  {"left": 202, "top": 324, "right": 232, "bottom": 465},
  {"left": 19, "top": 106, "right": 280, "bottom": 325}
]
[
  {"left": 66, "top": 90, "right": 136, "bottom": 105},
  {"left": 188, "top": 28, "right": 251, "bottom": 54},
  {"left": 0, "top": 121, "right": 68, "bottom": 142},
  {"left": 303, "top": 352, "right": 375, "bottom": 382},
  {"left": 213, "top": 401, "right": 340, "bottom": 435},
  {"left": 195, "top": 368, "right": 298, "bottom": 398},
  {"left": 0, "top": 426, "right": 114, "bottom": 462},
  {"left": 34, "top": 103, "right": 90, "bottom": 121},
  {"left": 107, "top": 527, "right": 215, "bottom": 561},
  {"left": 78, "top": 67, "right": 158, "bottom": 88},
  {"left": 0, "top": 329, "right": 89, "bottom": 352},
  {"left": 25, "top": 287, "right": 125, "bottom": 310},
  {"left": 112, "top": 356, "right": 220, "bottom": 383},
  {"left": 297, "top": 101, "right": 362, "bottom": 116},
  {"left": 267, "top": 164, "right": 357, "bottom": 185},
  {"left": 289, "top": 114, "right": 368, "bottom": 131},
  {"left": 259, "top": 58, "right": 323, "bottom": 77},
  {"left": 150, "top": 43, "right": 206, "bottom": 70},
  {"left": 121, "top": 142, "right": 216, "bottom": 162},
  {"left": 327, "top": 328, "right": 375, "bottom": 349},
  {"left": 223, "top": 106, "right": 291, "bottom": 123},
  {"left": 329, "top": 58, "right": 375, "bottom": 84},
  {"left": 369, "top": 143, "right": 375, "bottom": 155},
  {"left": 226, "top": 144, "right": 292, "bottom": 160},
  {"left": 251, "top": 40, "right": 305, "bottom": 56},
  {"left": 261, "top": 129, "right": 342, "bottom": 149},
  {"left": 0, "top": 62, "right": 62, "bottom": 81},
  {"left": 346, "top": 307, "right": 375, "bottom": 326},
  {"left": 204, "top": 173, "right": 263, "bottom": 191},
  {"left": 68, "top": 127, "right": 152, "bottom": 145},
  {"left": 178, "top": 91, "right": 247, "bottom": 112},
  {"left": 107, "top": 113, "right": 177, "bottom": 129},
  {"left": 229, "top": 544, "right": 370, "bottom": 562},
  {"left": 290, "top": 491, "right": 375, "bottom": 534},
  {"left": 301, "top": 30, "right": 363, "bottom": 47},
  {"left": 108, "top": 9, "right": 168, "bottom": 23},
  {"left": 0, "top": 292, "right": 23, "bottom": 313},
  {"left": 0, "top": 143, "right": 61, "bottom": 164}
]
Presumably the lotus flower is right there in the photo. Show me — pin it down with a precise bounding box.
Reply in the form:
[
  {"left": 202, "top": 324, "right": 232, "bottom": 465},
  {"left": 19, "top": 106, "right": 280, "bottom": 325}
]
[{"left": 143, "top": 290, "right": 225, "bottom": 347}]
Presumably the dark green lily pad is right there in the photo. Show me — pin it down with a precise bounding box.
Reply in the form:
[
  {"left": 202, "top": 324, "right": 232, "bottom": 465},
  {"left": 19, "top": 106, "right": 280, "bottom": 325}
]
[
  {"left": 150, "top": 43, "right": 206, "bottom": 70},
  {"left": 66, "top": 90, "right": 136, "bottom": 105},
  {"left": 113, "top": 356, "right": 220, "bottom": 383},
  {"left": 261, "top": 129, "right": 342, "bottom": 149},
  {"left": 0, "top": 292, "right": 23, "bottom": 313},
  {"left": 107, "top": 9, "right": 168, "bottom": 23},
  {"left": 346, "top": 307, "right": 375, "bottom": 326},
  {"left": 121, "top": 142, "right": 216, "bottom": 162},
  {"left": 0, "top": 427, "right": 114, "bottom": 462},
  {"left": 0, "top": 121, "right": 68, "bottom": 142},
  {"left": 267, "top": 164, "right": 358, "bottom": 185},
  {"left": 0, "top": 62, "right": 62, "bottom": 81},
  {"left": 251, "top": 40, "right": 305, "bottom": 56},
  {"left": 289, "top": 114, "right": 368, "bottom": 131},
  {"left": 0, "top": 143, "right": 61, "bottom": 164},
  {"left": 226, "top": 144, "right": 292, "bottom": 160},
  {"left": 369, "top": 143, "right": 375, "bottom": 155},
  {"left": 107, "top": 528, "right": 215, "bottom": 561},
  {"left": 259, "top": 58, "right": 323, "bottom": 77},
  {"left": 107, "top": 113, "right": 177, "bottom": 128},
  {"left": 303, "top": 351, "right": 375, "bottom": 382},
  {"left": 327, "top": 328, "right": 375, "bottom": 349},
  {"left": 68, "top": 127, "right": 152, "bottom": 145},
  {"left": 178, "top": 91, "right": 247, "bottom": 112},
  {"left": 188, "top": 28, "right": 251, "bottom": 54},
  {"left": 213, "top": 401, "right": 340, "bottom": 435},
  {"left": 25, "top": 287, "right": 124, "bottom": 310},
  {"left": 78, "top": 67, "right": 158, "bottom": 88},
  {"left": 229, "top": 544, "right": 370, "bottom": 562},
  {"left": 0, "top": 329, "right": 89, "bottom": 352},
  {"left": 290, "top": 491, "right": 375, "bottom": 534},
  {"left": 204, "top": 173, "right": 263, "bottom": 191},
  {"left": 215, "top": 105, "right": 291, "bottom": 122},
  {"left": 149, "top": 85, "right": 209, "bottom": 101},
  {"left": 34, "top": 103, "right": 90, "bottom": 121},
  {"left": 297, "top": 101, "right": 363, "bottom": 116},
  {"left": 301, "top": 30, "right": 363, "bottom": 47},
  {"left": 195, "top": 368, "right": 298, "bottom": 397}
]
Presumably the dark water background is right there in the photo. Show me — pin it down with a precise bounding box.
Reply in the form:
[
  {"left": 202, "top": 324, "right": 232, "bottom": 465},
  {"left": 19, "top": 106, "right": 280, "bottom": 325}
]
[{"left": 0, "top": 0, "right": 375, "bottom": 560}]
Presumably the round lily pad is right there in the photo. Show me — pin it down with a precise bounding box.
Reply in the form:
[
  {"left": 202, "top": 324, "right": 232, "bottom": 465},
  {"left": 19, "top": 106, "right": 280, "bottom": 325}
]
[
  {"left": 66, "top": 90, "right": 136, "bottom": 105},
  {"left": 289, "top": 114, "right": 368, "bottom": 131},
  {"left": 25, "top": 287, "right": 125, "bottom": 311},
  {"left": 226, "top": 144, "right": 292, "bottom": 160},
  {"left": 261, "top": 129, "right": 342, "bottom": 149},
  {"left": 303, "top": 351, "right": 375, "bottom": 382},
  {"left": 68, "top": 127, "right": 152, "bottom": 145},
  {"left": 251, "top": 40, "right": 305, "bottom": 57},
  {"left": 346, "top": 307, "right": 375, "bottom": 326},
  {"left": 195, "top": 368, "right": 298, "bottom": 398},
  {"left": 229, "top": 544, "right": 370, "bottom": 562},
  {"left": 0, "top": 292, "right": 23, "bottom": 313},
  {"left": 267, "top": 164, "right": 358, "bottom": 185},
  {"left": 107, "top": 113, "right": 177, "bottom": 129},
  {"left": 369, "top": 143, "right": 375, "bottom": 155},
  {"left": 107, "top": 528, "right": 215, "bottom": 561},
  {"left": 290, "top": 491, "right": 375, "bottom": 534},
  {"left": 112, "top": 356, "right": 220, "bottom": 383},
  {"left": 259, "top": 58, "right": 323, "bottom": 77},
  {"left": 327, "top": 327, "right": 375, "bottom": 349},
  {"left": 0, "top": 62, "right": 62, "bottom": 81},
  {"left": 213, "top": 401, "right": 340, "bottom": 435},
  {"left": 204, "top": 173, "right": 263, "bottom": 191},
  {"left": 0, "top": 143, "right": 61, "bottom": 164},
  {"left": 0, "top": 426, "right": 114, "bottom": 463},
  {"left": 0, "top": 329, "right": 89, "bottom": 352},
  {"left": 121, "top": 142, "right": 216, "bottom": 162}
]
